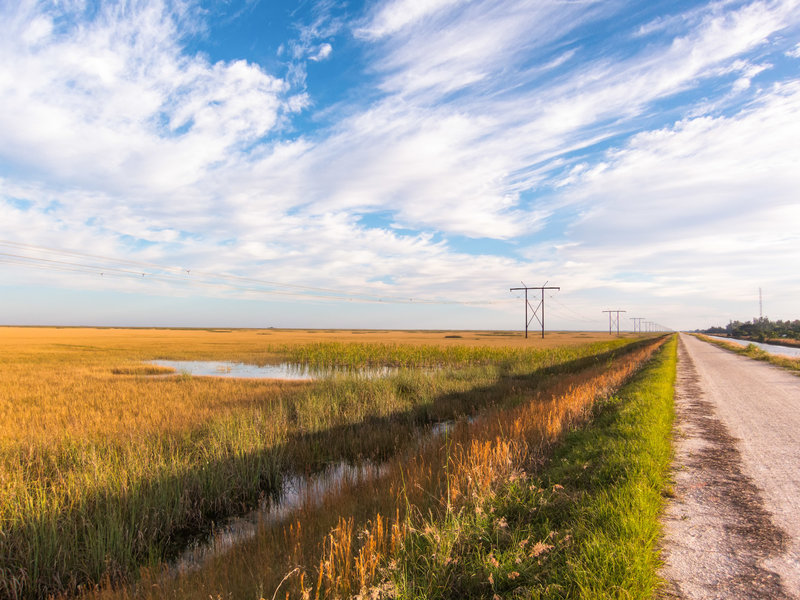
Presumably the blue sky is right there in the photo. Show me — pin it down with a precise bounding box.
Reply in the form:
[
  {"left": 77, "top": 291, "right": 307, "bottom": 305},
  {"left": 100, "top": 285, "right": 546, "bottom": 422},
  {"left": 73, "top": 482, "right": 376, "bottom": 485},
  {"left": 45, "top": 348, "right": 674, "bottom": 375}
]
[{"left": 1, "top": 0, "right": 799, "bottom": 331}]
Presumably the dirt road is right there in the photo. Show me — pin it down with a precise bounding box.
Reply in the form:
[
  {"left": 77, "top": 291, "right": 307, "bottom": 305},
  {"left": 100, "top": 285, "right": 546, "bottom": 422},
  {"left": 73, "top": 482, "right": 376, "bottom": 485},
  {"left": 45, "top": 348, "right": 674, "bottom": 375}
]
[{"left": 660, "top": 333, "right": 800, "bottom": 599}]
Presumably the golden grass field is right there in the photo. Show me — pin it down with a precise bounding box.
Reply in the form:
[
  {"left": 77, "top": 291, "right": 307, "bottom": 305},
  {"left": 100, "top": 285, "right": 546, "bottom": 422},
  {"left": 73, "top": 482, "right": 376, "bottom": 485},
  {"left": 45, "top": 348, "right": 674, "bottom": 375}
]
[
  {"left": 0, "top": 326, "right": 652, "bottom": 599},
  {"left": 0, "top": 327, "right": 630, "bottom": 443},
  {"left": 90, "top": 333, "right": 667, "bottom": 600}
]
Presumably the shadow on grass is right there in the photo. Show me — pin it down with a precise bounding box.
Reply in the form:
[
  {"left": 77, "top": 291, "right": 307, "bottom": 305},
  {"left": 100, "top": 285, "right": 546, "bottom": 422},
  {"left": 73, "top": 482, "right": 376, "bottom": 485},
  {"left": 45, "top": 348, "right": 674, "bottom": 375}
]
[{"left": 3, "top": 338, "right": 663, "bottom": 599}]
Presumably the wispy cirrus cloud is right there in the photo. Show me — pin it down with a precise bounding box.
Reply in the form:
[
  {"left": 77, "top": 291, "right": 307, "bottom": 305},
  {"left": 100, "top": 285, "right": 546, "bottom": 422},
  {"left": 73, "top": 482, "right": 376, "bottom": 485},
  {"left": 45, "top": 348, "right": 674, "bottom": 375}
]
[
  {"left": 283, "top": 0, "right": 800, "bottom": 241},
  {"left": 1, "top": 0, "right": 800, "bottom": 328},
  {"left": 529, "top": 79, "right": 800, "bottom": 323}
]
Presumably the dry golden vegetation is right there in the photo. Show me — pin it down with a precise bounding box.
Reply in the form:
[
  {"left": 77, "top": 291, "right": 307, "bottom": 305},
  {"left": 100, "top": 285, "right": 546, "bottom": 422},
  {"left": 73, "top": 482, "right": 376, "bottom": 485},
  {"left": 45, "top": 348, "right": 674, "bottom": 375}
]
[
  {"left": 0, "top": 326, "right": 655, "bottom": 599},
  {"left": 88, "top": 334, "right": 669, "bottom": 599}
]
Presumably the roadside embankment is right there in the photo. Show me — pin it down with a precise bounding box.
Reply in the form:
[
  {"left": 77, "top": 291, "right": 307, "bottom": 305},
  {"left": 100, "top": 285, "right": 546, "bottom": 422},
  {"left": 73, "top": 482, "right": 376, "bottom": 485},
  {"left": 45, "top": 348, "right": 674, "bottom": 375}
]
[{"left": 694, "top": 333, "right": 800, "bottom": 374}]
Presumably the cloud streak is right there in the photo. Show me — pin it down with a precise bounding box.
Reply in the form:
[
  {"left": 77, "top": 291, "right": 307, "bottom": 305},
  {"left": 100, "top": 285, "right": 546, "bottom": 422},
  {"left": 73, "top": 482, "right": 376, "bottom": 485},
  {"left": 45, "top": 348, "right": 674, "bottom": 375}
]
[{"left": 1, "top": 0, "right": 799, "bottom": 328}]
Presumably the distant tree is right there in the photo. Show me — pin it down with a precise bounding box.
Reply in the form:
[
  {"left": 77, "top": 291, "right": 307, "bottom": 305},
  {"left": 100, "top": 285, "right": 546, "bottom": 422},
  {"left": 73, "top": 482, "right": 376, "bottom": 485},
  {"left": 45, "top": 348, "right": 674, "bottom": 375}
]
[{"left": 701, "top": 317, "right": 799, "bottom": 341}]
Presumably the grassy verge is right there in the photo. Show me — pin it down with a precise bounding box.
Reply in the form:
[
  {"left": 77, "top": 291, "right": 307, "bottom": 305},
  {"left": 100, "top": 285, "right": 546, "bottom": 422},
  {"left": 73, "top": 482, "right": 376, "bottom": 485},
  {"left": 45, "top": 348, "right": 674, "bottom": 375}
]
[
  {"left": 386, "top": 334, "right": 677, "bottom": 599},
  {"left": 694, "top": 334, "right": 800, "bottom": 374}
]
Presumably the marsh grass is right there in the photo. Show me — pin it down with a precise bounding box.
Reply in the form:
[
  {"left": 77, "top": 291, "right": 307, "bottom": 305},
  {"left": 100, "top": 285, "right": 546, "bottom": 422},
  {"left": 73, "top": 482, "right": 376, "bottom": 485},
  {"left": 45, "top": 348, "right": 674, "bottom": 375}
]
[
  {"left": 377, "top": 336, "right": 674, "bottom": 600},
  {"left": 0, "top": 327, "right": 651, "bottom": 599},
  {"left": 84, "top": 336, "right": 669, "bottom": 599},
  {"left": 392, "top": 335, "right": 677, "bottom": 599}
]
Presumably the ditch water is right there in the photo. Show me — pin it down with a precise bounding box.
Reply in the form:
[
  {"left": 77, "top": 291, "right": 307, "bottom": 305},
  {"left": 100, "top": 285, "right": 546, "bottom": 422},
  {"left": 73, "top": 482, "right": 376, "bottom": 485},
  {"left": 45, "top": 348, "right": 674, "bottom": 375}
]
[
  {"left": 172, "top": 460, "right": 389, "bottom": 574},
  {"left": 148, "top": 360, "right": 394, "bottom": 380},
  {"left": 171, "top": 419, "right": 456, "bottom": 575},
  {"left": 706, "top": 335, "right": 800, "bottom": 358}
]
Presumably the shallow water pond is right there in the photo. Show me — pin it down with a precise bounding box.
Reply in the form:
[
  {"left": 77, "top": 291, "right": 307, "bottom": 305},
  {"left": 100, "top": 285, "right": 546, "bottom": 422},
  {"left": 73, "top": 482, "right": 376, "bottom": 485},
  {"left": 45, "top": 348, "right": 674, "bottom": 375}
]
[
  {"left": 149, "top": 360, "right": 316, "bottom": 380},
  {"left": 148, "top": 360, "right": 396, "bottom": 380}
]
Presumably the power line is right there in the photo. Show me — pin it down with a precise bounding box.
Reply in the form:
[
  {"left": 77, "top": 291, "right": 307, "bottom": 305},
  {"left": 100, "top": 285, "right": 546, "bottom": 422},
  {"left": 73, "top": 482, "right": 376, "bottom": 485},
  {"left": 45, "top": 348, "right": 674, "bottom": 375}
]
[
  {"left": 547, "top": 294, "right": 597, "bottom": 324},
  {"left": 0, "top": 240, "right": 393, "bottom": 297},
  {"left": 0, "top": 239, "right": 516, "bottom": 307}
]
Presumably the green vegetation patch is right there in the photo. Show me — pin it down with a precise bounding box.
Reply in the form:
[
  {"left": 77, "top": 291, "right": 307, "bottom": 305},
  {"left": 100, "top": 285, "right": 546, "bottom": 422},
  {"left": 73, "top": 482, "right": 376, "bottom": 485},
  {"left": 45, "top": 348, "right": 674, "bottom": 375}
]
[
  {"left": 390, "top": 336, "right": 677, "bottom": 599},
  {"left": 273, "top": 339, "right": 633, "bottom": 369}
]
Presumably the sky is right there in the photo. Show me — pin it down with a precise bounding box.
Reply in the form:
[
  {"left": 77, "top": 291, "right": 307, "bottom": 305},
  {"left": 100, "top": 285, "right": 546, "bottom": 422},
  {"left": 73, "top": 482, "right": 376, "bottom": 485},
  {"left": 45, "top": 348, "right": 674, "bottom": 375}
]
[{"left": 1, "top": 0, "right": 799, "bottom": 332}]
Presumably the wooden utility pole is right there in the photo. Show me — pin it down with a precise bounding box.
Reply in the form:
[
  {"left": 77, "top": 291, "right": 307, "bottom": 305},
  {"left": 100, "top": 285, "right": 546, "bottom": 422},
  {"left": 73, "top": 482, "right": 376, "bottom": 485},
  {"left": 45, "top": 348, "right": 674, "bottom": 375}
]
[{"left": 510, "top": 283, "right": 560, "bottom": 338}]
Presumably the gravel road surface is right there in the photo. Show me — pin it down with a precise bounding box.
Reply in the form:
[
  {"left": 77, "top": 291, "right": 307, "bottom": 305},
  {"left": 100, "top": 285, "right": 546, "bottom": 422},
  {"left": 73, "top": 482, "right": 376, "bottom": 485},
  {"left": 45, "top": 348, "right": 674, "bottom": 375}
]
[{"left": 660, "top": 333, "right": 800, "bottom": 599}]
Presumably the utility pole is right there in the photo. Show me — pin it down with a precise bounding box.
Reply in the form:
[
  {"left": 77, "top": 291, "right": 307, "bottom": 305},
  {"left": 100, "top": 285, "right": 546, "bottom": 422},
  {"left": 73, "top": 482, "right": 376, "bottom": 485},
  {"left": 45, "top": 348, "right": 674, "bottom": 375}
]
[
  {"left": 602, "top": 309, "right": 627, "bottom": 335},
  {"left": 759, "top": 287, "right": 763, "bottom": 321},
  {"left": 631, "top": 317, "right": 645, "bottom": 333},
  {"left": 510, "top": 283, "right": 560, "bottom": 339}
]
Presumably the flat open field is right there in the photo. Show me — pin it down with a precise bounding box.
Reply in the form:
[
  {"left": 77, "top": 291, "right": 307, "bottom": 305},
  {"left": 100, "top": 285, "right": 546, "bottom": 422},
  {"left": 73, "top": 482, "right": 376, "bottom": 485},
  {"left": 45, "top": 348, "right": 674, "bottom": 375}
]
[
  {"left": 2, "top": 325, "right": 626, "bottom": 352},
  {"left": 0, "top": 326, "right": 655, "bottom": 599}
]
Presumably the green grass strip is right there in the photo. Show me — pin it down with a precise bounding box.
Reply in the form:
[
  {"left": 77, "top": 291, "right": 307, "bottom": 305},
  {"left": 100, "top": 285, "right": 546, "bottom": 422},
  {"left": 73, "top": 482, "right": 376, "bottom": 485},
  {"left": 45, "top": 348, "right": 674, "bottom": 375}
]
[
  {"left": 391, "top": 335, "right": 677, "bottom": 599},
  {"left": 535, "top": 335, "right": 677, "bottom": 598}
]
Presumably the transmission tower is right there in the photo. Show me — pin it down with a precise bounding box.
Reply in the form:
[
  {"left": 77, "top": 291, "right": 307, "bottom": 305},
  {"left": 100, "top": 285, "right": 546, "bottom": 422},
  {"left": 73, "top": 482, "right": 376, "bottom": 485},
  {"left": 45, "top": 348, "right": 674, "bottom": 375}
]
[
  {"left": 602, "top": 309, "right": 627, "bottom": 335},
  {"left": 510, "top": 282, "right": 560, "bottom": 339}
]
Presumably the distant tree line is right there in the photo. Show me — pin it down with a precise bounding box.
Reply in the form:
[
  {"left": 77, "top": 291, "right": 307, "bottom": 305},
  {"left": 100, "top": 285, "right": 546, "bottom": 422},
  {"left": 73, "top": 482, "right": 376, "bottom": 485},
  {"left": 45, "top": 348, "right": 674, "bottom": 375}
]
[{"left": 703, "top": 318, "right": 800, "bottom": 341}]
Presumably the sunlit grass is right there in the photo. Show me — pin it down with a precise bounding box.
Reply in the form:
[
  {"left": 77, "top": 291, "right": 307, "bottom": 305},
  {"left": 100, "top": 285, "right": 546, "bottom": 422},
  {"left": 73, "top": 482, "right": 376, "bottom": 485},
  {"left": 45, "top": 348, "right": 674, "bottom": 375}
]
[
  {"left": 0, "top": 327, "right": 654, "bottom": 598},
  {"left": 81, "top": 335, "right": 669, "bottom": 599}
]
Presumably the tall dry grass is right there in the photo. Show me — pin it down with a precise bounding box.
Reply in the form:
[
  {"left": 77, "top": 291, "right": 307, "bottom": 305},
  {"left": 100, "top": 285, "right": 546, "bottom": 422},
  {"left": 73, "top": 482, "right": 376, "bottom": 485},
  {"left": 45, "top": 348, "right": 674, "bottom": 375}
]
[
  {"left": 0, "top": 327, "right": 650, "bottom": 599},
  {"left": 87, "top": 336, "right": 667, "bottom": 599}
]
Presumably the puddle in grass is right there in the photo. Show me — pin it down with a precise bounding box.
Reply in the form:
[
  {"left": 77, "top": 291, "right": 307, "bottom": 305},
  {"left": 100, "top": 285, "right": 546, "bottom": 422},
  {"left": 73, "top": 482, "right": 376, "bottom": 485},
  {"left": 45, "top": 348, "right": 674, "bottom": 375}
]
[
  {"left": 171, "top": 420, "right": 457, "bottom": 575},
  {"left": 148, "top": 360, "right": 395, "bottom": 380}
]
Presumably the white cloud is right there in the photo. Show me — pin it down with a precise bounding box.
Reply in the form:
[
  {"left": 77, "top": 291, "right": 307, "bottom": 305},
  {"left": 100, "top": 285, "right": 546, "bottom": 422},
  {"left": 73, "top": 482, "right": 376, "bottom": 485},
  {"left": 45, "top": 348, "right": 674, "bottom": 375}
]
[
  {"left": 278, "top": 0, "right": 800, "bottom": 244},
  {"left": 531, "top": 81, "right": 800, "bottom": 324},
  {"left": 309, "top": 43, "right": 333, "bottom": 62},
  {"left": 564, "top": 81, "right": 800, "bottom": 230},
  {"left": 0, "top": 1, "right": 294, "bottom": 196},
  {"left": 2, "top": 0, "right": 800, "bottom": 329},
  {"left": 356, "top": 0, "right": 464, "bottom": 39},
  {"left": 364, "top": 0, "right": 601, "bottom": 99}
]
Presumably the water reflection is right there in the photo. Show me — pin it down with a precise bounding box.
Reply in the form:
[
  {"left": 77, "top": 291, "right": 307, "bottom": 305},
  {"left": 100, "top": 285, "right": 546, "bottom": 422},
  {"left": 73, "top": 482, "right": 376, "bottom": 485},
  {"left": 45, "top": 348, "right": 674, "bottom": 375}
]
[
  {"left": 706, "top": 336, "right": 800, "bottom": 358},
  {"left": 171, "top": 419, "right": 454, "bottom": 575},
  {"left": 173, "top": 460, "right": 388, "bottom": 574},
  {"left": 148, "top": 360, "right": 394, "bottom": 380}
]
